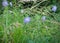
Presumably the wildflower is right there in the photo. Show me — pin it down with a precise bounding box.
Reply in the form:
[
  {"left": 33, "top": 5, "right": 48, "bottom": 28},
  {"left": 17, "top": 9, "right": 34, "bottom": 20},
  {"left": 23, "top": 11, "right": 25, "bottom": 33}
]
[
  {"left": 24, "top": 17, "right": 31, "bottom": 23},
  {"left": 2, "top": 0, "right": 8, "bottom": 7},
  {"left": 51, "top": 5, "right": 57, "bottom": 12},
  {"left": 21, "top": 9, "right": 24, "bottom": 13},
  {"left": 41, "top": 16, "right": 46, "bottom": 22},
  {"left": 9, "top": 2, "right": 12, "bottom": 7}
]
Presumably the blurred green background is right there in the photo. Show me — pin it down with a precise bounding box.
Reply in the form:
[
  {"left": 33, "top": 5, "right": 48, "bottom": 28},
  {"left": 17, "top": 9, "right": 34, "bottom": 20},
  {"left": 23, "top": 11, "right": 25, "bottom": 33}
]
[{"left": 0, "top": 0, "right": 60, "bottom": 43}]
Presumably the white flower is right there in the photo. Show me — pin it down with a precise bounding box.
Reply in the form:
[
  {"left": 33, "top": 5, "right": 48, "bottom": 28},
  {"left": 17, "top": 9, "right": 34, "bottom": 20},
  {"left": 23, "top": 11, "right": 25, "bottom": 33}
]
[
  {"left": 52, "top": 5, "right": 57, "bottom": 12},
  {"left": 41, "top": 16, "right": 46, "bottom": 22},
  {"left": 21, "top": 9, "right": 24, "bottom": 13},
  {"left": 9, "top": 2, "right": 12, "bottom": 7}
]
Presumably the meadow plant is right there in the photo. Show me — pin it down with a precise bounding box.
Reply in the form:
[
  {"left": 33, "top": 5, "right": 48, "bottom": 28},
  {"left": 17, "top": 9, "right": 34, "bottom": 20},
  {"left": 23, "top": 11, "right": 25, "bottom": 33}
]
[
  {"left": 2, "top": 0, "right": 8, "bottom": 7},
  {"left": 51, "top": 5, "right": 57, "bottom": 12},
  {"left": 24, "top": 16, "right": 31, "bottom": 23}
]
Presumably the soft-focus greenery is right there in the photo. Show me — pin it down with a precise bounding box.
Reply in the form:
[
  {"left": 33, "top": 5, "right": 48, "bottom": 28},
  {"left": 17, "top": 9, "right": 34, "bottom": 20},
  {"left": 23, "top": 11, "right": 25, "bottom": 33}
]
[{"left": 0, "top": 0, "right": 60, "bottom": 43}]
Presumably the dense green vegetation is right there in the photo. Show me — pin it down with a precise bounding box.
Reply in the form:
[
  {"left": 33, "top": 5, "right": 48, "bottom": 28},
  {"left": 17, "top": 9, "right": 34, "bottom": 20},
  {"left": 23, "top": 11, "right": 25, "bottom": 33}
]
[{"left": 0, "top": 0, "right": 60, "bottom": 43}]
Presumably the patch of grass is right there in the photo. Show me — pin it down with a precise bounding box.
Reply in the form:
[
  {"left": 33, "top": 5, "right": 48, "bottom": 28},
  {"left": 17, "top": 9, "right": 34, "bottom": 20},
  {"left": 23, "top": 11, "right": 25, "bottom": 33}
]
[{"left": 0, "top": 0, "right": 60, "bottom": 43}]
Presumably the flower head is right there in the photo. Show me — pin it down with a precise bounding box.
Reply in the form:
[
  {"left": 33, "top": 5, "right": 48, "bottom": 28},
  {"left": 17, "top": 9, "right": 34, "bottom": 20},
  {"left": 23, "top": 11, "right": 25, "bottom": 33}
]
[
  {"left": 2, "top": 0, "right": 8, "bottom": 7},
  {"left": 9, "top": 2, "right": 12, "bottom": 7},
  {"left": 41, "top": 16, "right": 46, "bottom": 22},
  {"left": 52, "top": 5, "right": 57, "bottom": 12},
  {"left": 24, "top": 17, "right": 31, "bottom": 23},
  {"left": 21, "top": 9, "right": 24, "bottom": 13}
]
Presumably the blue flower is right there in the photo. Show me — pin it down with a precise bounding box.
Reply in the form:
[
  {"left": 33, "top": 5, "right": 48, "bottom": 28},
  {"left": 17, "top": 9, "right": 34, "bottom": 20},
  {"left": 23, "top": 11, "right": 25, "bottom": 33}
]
[
  {"left": 52, "top": 5, "right": 57, "bottom": 12},
  {"left": 41, "top": 16, "right": 46, "bottom": 22},
  {"left": 2, "top": 0, "right": 8, "bottom": 7},
  {"left": 24, "top": 17, "right": 31, "bottom": 23}
]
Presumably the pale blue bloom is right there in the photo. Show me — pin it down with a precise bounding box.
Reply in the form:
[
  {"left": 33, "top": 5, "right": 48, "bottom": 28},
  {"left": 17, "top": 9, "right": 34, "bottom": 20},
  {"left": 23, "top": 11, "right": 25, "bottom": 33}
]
[
  {"left": 2, "top": 0, "right": 8, "bottom": 7},
  {"left": 24, "top": 17, "right": 31, "bottom": 23},
  {"left": 52, "top": 5, "right": 57, "bottom": 12},
  {"left": 9, "top": 2, "right": 12, "bottom": 7},
  {"left": 41, "top": 16, "right": 46, "bottom": 22}
]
